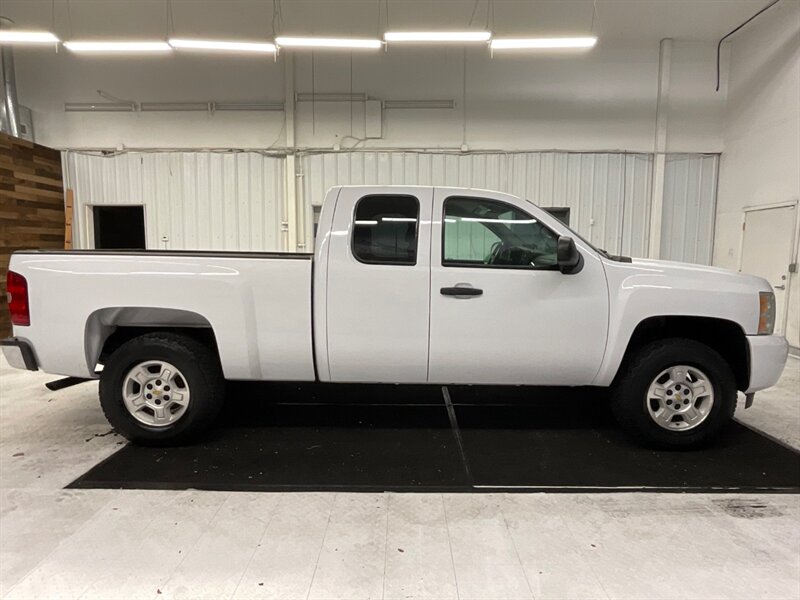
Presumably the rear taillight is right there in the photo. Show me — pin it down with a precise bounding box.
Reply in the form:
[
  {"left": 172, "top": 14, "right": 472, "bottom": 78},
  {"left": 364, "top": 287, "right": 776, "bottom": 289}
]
[{"left": 7, "top": 271, "right": 30, "bottom": 326}]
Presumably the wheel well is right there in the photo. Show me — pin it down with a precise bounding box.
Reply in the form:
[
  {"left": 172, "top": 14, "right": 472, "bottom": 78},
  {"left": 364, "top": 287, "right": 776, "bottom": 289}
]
[
  {"left": 98, "top": 326, "right": 218, "bottom": 365},
  {"left": 621, "top": 316, "right": 750, "bottom": 391},
  {"left": 84, "top": 307, "right": 218, "bottom": 370}
]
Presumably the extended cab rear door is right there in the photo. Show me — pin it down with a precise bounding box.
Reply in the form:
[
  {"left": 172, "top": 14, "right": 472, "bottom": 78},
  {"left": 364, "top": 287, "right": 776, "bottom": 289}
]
[
  {"left": 322, "top": 186, "right": 433, "bottom": 383},
  {"left": 427, "top": 188, "right": 609, "bottom": 385}
]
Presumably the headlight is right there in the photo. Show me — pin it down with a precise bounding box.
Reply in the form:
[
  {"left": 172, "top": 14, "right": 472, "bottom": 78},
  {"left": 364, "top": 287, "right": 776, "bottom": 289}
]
[{"left": 758, "top": 291, "right": 775, "bottom": 335}]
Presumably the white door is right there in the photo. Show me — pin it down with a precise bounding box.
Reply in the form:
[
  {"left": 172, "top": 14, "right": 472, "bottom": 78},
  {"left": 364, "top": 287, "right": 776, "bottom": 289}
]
[
  {"left": 428, "top": 189, "right": 609, "bottom": 385},
  {"left": 324, "top": 186, "right": 433, "bottom": 383},
  {"left": 740, "top": 204, "right": 797, "bottom": 337}
]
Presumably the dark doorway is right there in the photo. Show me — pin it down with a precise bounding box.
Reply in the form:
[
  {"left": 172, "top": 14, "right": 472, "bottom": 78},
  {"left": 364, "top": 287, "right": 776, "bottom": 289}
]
[
  {"left": 544, "top": 207, "right": 571, "bottom": 226},
  {"left": 93, "top": 206, "right": 146, "bottom": 249}
]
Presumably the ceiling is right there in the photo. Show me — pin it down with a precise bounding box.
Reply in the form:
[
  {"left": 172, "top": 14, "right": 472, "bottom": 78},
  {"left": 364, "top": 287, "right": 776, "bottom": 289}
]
[{"left": 0, "top": 0, "right": 777, "bottom": 43}]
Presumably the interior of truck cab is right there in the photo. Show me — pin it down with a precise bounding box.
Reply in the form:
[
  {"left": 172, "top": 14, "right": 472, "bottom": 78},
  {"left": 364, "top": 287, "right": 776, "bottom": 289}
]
[{"left": 443, "top": 196, "right": 559, "bottom": 268}]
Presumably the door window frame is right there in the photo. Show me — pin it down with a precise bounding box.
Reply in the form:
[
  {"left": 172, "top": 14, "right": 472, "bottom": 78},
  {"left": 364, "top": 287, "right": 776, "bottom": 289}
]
[{"left": 440, "top": 195, "right": 561, "bottom": 271}]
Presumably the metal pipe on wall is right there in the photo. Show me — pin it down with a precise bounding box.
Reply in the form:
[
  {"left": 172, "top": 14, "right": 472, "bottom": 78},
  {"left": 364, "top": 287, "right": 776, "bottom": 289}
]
[{"left": 0, "top": 17, "right": 20, "bottom": 137}]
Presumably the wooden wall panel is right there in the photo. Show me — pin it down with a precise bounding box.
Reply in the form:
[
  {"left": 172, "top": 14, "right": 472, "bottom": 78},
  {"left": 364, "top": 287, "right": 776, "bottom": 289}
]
[{"left": 0, "top": 133, "right": 65, "bottom": 337}]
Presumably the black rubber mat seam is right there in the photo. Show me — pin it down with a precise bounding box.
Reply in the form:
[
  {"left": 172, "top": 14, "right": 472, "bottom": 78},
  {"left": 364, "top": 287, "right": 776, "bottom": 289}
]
[{"left": 441, "top": 386, "right": 475, "bottom": 487}]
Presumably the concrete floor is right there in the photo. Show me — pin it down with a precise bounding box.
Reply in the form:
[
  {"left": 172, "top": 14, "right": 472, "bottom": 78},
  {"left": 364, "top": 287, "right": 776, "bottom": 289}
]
[{"left": 0, "top": 356, "right": 798, "bottom": 600}]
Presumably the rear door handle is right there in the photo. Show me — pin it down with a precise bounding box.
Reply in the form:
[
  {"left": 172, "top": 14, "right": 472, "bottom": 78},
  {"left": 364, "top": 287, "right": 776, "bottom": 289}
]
[{"left": 440, "top": 286, "right": 483, "bottom": 297}]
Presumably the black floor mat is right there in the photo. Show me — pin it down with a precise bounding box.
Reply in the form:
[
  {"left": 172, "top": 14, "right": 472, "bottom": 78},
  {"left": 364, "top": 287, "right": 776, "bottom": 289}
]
[{"left": 68, "top": 383, "right": 800, "bottom": 493}]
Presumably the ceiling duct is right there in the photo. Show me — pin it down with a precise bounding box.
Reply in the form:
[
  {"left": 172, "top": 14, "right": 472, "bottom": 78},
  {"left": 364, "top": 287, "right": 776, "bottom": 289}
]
[
  {"left": 296, "top": 93, "right": 368, "bottom": 103},
  {"left": 65, "top": 102, "right": 136, "bottom": 112},
  {"left": 64, "top": 101, "right": 284, "bottom": 113},
  {"left": 214, "top": 102, "right": 284, "bottom": 111},
  {"left": 383, "top": 100, "right": 455, "bottom": 109},
  {"left": 295, "top": 94, "right": 454, "bottom": 109},
  {"left": 140, "top": 102, "right": 214, "bottom": 112},
  {"left": 139, "top": 102, "right": 284, "bottom": 112},
  {"left": 0, "top": 17, "right": 20, "bottom": 137}
]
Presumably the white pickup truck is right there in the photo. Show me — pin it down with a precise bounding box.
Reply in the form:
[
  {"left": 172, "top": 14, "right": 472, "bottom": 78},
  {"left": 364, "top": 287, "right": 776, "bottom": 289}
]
[{"left": 2, "top": 185, "right": 789, "bottom": 448}]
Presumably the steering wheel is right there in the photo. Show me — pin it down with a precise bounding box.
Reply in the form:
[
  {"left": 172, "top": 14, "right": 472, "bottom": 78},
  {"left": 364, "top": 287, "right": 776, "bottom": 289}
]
[
  {"left": 488, "top": 241, "right": 507, "bottom": 264},
  {"left": 489, "top": 242, "right": 535, "bottom": 265}
]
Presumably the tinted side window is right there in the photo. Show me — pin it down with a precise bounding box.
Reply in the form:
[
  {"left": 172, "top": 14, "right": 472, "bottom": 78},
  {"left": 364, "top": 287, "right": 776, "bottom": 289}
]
[
  {"left": 352, "top": 195, "right": 419, "bottom": 265},
  {"left": 443, "top": 197, "right": 559, "bottom": 268}
]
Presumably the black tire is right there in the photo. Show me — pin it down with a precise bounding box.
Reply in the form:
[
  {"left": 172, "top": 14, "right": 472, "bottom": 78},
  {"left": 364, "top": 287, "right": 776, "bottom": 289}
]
[
  {"left": 99, "top": 332, "right": 225, "bottom": 446},
  {"left": 610, "top": 338, "right": 737, "bottom": 449}
]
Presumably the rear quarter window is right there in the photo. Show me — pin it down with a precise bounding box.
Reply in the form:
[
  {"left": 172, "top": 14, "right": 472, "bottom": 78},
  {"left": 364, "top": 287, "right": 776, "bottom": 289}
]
[{"left": 352, "top": 195, "right": 420, "bottom": 265}]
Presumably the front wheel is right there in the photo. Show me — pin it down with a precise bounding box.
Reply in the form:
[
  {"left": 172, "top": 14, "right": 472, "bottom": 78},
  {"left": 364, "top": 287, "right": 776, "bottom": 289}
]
[
  {"left": 610, "top": 338, "right": 737, "bottom": 449},
  {"left": 99, "top": 332, "right": 225, "bottom": 446}
]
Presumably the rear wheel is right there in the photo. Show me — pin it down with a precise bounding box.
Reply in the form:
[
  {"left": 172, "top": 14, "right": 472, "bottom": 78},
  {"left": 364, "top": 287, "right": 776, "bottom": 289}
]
[
  {"left": 610, "top": 338, "right": 737, "bottom": 448},
  {"left": 99, "top": 332, "right": 224, "bottom": 446}
]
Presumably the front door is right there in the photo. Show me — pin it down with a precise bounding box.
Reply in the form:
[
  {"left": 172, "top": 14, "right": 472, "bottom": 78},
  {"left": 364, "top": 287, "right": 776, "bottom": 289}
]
[
  {"left": 324, "top": 186, "right": 433, "bottom": 382},
  {"left": 740, "top": 203, "right": 797, "bottom": 341},
  {"left": 428, "top": 189, "right": 609, "bottom": 385}
]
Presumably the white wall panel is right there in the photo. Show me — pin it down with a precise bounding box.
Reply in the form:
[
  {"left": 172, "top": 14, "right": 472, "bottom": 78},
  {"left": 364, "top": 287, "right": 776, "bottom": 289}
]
[
  {"left": 302, "top": 151, "right": 656, "bottom": 258},
  {"left": 64, "top": 151, "right": 285, "bottom": 251},
  {"left": 661, "top": 154, "right": 719, "bottom": 265}
]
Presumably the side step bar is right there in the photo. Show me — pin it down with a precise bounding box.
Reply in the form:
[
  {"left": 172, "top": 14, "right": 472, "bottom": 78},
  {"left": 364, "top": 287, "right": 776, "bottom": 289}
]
[{"left": 45, "top": 377, "right": 93, "bottom": 392}]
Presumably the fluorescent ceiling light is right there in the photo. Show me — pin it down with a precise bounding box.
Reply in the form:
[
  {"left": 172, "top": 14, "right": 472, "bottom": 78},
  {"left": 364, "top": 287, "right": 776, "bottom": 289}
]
[
  {"left": 64, "top": 41, "right": 172, "bottom": 53},
  {"left": 490, "top": 37, "right": 597, "bottom": 50},
  {"left": 384, "top": 31, "right": 491, "bottom": 43},
  {"left": 169, "top": 39, "right": 276, "bottom": 53},
  {"left": 0, "top": 30, "right": 59, "bottom": 44},
  {"left": 275, "top": 36, "right": 382, "bottom": 50}
]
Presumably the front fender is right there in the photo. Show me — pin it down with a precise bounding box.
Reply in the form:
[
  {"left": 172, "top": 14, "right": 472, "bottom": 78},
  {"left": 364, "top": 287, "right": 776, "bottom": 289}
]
[{"left": 593, "top": 259, "right": 766, "bottom": 386}]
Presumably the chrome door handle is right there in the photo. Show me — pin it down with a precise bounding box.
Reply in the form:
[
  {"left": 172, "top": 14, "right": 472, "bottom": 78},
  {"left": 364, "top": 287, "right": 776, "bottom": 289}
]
[{"left": 774, "top": 285, "right": 786, "bottom": 290}]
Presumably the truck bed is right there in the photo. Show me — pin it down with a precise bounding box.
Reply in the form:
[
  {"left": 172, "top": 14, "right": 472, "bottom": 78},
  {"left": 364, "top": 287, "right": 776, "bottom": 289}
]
[{"left": 8, "top": 250, "right": 316, "bottom": 380}]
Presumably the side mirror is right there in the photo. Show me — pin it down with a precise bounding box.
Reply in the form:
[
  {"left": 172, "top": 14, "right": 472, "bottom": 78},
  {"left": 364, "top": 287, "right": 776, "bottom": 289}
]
[{"left": 557, "top": 236, "right": 583, "bottom": 274}]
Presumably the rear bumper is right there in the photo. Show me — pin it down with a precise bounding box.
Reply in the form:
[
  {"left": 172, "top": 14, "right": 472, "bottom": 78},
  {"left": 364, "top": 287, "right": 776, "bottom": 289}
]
[
  {"left": 746, "top": 334, "right": 789, "bottom": 393},
  {"left": 0, "top": 338, "right": 39, "bottom": 371}
]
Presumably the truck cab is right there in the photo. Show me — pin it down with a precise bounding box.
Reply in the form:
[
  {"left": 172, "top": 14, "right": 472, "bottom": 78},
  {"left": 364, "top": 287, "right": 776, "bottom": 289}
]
[{"left": 315, "top": 186, "right": 610, "bottom": 386}]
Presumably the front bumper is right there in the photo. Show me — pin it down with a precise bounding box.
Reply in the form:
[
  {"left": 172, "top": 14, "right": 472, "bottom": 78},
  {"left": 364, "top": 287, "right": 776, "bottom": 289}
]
[
  {"left": 746, "top": 334, "right": 789, "bottom": 393},
  {"left": 0, "top": 338, "right": 39, "bottom": 371}
]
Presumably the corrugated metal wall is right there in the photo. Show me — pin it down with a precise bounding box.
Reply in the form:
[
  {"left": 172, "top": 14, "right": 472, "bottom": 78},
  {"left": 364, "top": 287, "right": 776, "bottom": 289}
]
[
  {"left": 660, "top": 154, "right": 719, "bottom": 265},
  {"left": 301, "top": 151, "right": 657, "bottom": 258},
  {"left": 302, "top": 151, "right": 718, "bottom": 262},
  {"left": 64, "top": 151, "right": 285, "bottom": 251},
  {"left": 64, "top": 149, "right": 719, "bottom": 263}
]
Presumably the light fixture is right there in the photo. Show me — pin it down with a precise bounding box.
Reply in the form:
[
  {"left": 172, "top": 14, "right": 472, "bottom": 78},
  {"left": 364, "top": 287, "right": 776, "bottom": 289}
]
[
  {"left": 490, "top": 37, "right": 597, "bottom": 50},
  {"left": 63, "top": 41, "right": 172, "bottom": 53},
  {"left": 0, "top": 30, "right": 59, "bottom": 44},
  {"left": 275, "top": 36, "right": 382, "bottom": 50},
  {"left": 169, "top": 39, "right": 276, "bottom": 53},
  {"left": 384, "top": 31, "right": 491, "bottom": 43}
]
